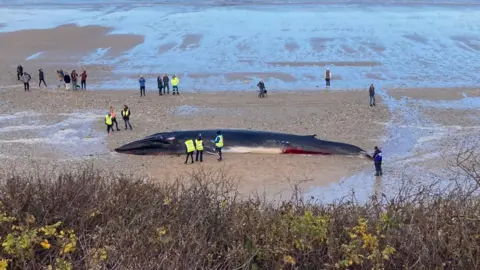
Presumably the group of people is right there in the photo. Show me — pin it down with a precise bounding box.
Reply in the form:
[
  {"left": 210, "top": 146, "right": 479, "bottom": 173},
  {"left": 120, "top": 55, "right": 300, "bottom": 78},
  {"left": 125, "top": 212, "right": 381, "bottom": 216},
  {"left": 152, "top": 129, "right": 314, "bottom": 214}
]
[
  {"left": 16, "top": 64, "right": 88, "bottom": 91},
  {"left": 184, "top": 131, "right": 224, "bottom": 164},
  {"left": 105, "top": 105, "right": 132, "bottom": 135},
  {"left": 57, "top": 69, "right": 88, "bottom": 90},
  {"left": 138, "top": 74, "right": 180, "bottom": 97}
]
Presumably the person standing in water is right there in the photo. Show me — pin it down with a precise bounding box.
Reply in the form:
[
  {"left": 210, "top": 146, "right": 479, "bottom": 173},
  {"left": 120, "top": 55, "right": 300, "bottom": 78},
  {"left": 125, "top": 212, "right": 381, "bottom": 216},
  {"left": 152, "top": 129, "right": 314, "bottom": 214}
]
[
  {"left": 110, "top": 106, "right": 120, "bottom": 131},
  {"left": 139, "top": 75, "right": 146, "bottom": 97},
  {"left": 38, "top": 69, "right": 47, "bottom": 87},
  {"left": 121, "top": 105, "right": 132, "bottom": 130},
  {"left": 184, "top": 138, "right": 195, "bottom": 164}
]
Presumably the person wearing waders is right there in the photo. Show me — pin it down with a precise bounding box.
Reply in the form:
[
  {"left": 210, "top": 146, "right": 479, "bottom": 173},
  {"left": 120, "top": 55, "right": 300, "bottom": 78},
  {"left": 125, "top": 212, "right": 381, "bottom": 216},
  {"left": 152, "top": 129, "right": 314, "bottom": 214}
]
[
  {"left": 369, "top": 83, "right": 376, "bottom": 106},
  {"left": 324, "top": 68, "right": 331, "bottom": 89},
  {"left": 195, "top": 134, "right": 204, "bottom": 162},
  {"left": 17, "top": 65, "right": 23, "bottom": 81},
  {"left": 184, "top": 138, "right": 195, "bottom": 164},
  {"left": 163, "top": 74, "right": 170, "bottom": 94},
  {"left": 139, "top": 75, "right": 146, "bottom": 97},
  {"left": 373, "top": 146, "right": 383, "bottom": 176},
  {"left": 109, "top": 106, "right": 120, "bottom": 131},
  {"left": 38, "top": 69, "right": 47, "bottom": 87},
  {"left": 157, "top": 75, "right": 164, "bottom": 95},
  {"left": 22, "top": 72, "right": 31, "bottom": 92},
  {"left": 105, "top": 113, "right": 113, "bottom": 136},
  {"left": 121, "top": 105, "right": 132, "bottom": 130},
  {"left": 171, "top": 75, "right": 179, "bottom": 95},
  {"left": 212, "top": 131, "right": 224, "bottom": 161}
]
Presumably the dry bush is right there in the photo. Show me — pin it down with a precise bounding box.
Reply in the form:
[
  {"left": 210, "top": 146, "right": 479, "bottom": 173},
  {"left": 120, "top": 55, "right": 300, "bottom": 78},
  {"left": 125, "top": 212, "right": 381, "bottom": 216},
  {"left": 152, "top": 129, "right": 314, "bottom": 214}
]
[{"left": 0, "top": 156, "right": 479, "bottom": 269}]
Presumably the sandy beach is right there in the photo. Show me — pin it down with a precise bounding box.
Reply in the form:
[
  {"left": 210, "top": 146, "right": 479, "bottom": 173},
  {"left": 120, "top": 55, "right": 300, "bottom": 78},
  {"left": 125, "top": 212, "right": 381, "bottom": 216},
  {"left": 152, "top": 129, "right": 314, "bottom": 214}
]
[{"left": 1, "top": 1, "right": 479, "bottom": 201}]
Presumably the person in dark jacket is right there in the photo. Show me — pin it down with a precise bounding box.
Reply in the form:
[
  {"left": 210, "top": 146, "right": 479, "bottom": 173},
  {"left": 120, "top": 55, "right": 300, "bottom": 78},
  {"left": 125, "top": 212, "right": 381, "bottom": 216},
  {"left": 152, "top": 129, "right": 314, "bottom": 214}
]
[
  {"left": 369, "top": 83, "right": 376, "bottom": 106},
  {"left": 64, "top": 73, "right": 71, "bottom": 90},
  {"left": 157, "top": 75, "right": 164, "bottom": 95},
  {"left": 39, "top": 69, "right": 47, "bottom": 87},
  {"left": 257, "top": 79, "right": 267, "bottom": 98},
  {"left": 373, "top": 146, "right": 383, "bottom": 176},
  {"left": 17, "top": 65, "right": 23, "bottom": 80},
  {"left": 139, "top": 76, "right": 146, "bottom": 97},
  {"left": 163, "top": 74, "right": 169, "bottom": 94}
]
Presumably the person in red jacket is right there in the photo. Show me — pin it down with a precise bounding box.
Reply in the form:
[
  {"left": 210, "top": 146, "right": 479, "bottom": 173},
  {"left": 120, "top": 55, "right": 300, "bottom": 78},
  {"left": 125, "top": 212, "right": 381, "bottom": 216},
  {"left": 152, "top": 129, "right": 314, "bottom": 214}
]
[{"left": 80, "top": 70, "right": 87, "bottom": 90}]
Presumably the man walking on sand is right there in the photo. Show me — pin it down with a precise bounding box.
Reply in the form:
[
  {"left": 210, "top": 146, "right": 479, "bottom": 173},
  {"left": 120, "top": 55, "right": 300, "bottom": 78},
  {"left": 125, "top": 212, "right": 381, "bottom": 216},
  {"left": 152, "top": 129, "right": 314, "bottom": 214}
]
[
  {"left": 184, "top": 138, "right": 195, "bottom": 164},
  {"left": 369, "top": 83, "right": 376, "bottom": 106},
  {"left": 139, "top": 75, "right": 146, "bottom": 97},
  {"left": 212, "top": 130, "right": 224, "bottom": 161},
  {"left": 121, "top": 105, "right": 132, "bottom": 130},
  {"left": 105, "top": 112, "right": 113, "bottom": 136},
  {"left": 163, "top": 74, "right": 170, "bottom": 94},
  {"left": 171, "top": 75, "right": 179, "bottom": 95},
  {"left": 324, "top": 68, "right": 331, "bottom": 89},
  {"left": 373, "top": 146, "right": 383, "bottom": 176},
  {"left": 22, "top": 72, "right": 31, "bottom": 92},
  {"left": 38, "top": 69, "right": 47, "bottom": 87},
  {"left": 157, "top": 75, "right": 164, "bottom": 95},
  {"left": 80, "top": 70, "right": 87, "bottom": 90}
]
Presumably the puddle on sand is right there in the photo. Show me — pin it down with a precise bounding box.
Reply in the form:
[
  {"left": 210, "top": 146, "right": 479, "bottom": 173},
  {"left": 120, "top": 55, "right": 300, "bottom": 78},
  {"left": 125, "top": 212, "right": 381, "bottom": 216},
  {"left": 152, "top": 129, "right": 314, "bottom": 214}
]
[{"left": 0, "top": 111, "right": 107, "bottom": 159}]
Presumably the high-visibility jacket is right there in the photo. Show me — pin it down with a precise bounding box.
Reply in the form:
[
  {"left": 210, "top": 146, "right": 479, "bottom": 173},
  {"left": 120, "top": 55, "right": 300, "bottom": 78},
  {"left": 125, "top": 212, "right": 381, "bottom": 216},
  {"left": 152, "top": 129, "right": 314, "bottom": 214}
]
[
  {"left": 185, "top": 139, "right": 195, "bottom": 153},
  {"left": 171, "top": 77, "right": 179, "bottom": 86},
  {"left": 121, "top": 109, "right": 130, "bottom": 117},
  {"left": 215, "top": 135, "right": 224, "bottom": 148},
  {"left": 105, "top": 114, "right": 112, "bottom": 125},
  {"left": 195, "top": 139, "right": 203, "bottom": 151}
]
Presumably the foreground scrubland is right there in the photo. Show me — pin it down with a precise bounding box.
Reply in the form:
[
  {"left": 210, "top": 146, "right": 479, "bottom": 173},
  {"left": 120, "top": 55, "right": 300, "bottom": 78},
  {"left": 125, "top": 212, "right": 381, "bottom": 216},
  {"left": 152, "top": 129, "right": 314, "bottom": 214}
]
[{"left": 0, "top": 148, "right": 479, "bottom": 270}]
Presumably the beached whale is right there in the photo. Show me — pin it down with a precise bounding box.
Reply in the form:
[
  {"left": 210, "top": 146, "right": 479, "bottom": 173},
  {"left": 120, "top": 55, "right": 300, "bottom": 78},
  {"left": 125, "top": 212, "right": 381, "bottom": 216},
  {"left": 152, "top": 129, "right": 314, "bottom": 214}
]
[{"left": 114, "top": 129, "right": 373, "bottom": 159}]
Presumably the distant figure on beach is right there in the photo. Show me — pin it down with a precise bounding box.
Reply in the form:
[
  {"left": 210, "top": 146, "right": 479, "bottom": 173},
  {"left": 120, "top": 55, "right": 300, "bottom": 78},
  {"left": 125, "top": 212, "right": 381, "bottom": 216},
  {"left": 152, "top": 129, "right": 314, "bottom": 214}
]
[
  {"left": 139, "top": 75, "right": 146, "bottom": 97},
  {"left": 184, "top": 138, "right": 195, "bottom": 164},
  {"left": 80, "top": 70, "right": 87, "bottom": 90},
  {"left": 71, "top": 70, "right": 78, "bottom": 90},
  {"left": 163, "top": 74, "right": 169, "bottom": 94},
  {"left": 38, "top": 69, "right": 47, "bottom": 87},
  {"left": 121, "top": 105, "right": 132, "bottom": 130},
  {"left": 57, "top": 70, "right": 64, "bottom": 88},
  {"left": 157, "top": 75, "right": 164, "bottom": 95},
  {"left": 21, "top": 72, "right": 31, "bottom": 92},
  {"left": 324, "top": 68, "right": 331, "bottom": 89},
  {"left": 110, "top": 106, "right": 120, "bottom": 131},
  {"left": 105, "top": 112, "right": 113, "bottom": 136},
  {"left": 195, "top": 134, "right": 204, "bottom": 162},
  {"left": 171, "top": 75, "right": 179, "bottom": 95},
  {"left": 373, "top": 146, "right": 383, "bottom": 176},
  {"left": 257, "top": 79, "right": 267, "bottom": 98},
  {"left": 369, "top": 83, "right": 376, "bottom": 106},
  {"left": 17, "top": 65, "right": 23, "bottom": 81},
  {"left": 64, "top": 73, "right": 71, "bottom": 90}
]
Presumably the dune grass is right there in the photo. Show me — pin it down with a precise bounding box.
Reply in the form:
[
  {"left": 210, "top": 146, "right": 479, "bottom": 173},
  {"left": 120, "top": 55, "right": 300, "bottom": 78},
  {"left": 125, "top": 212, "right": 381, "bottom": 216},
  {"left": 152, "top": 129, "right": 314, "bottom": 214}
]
[{"left": 0, "top": 158, "right": 479, "bottom": 269}]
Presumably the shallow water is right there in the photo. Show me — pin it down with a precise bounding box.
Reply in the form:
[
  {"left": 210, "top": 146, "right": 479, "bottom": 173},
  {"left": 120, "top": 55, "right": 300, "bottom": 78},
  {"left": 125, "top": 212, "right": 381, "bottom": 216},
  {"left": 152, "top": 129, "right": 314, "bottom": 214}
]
[{"left": 1, "top": 1, "right": 480, "bottom": 91}]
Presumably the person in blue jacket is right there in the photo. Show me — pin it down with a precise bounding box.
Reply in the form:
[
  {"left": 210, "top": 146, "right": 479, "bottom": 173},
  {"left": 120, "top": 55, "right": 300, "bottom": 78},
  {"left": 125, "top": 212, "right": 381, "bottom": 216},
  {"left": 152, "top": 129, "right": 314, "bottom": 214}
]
[
  {"left": 139, "top": 75, "right": 146, "bottom": 97},
  {"left": 373, "top": 146, "right": 383, "bottom": 176}
]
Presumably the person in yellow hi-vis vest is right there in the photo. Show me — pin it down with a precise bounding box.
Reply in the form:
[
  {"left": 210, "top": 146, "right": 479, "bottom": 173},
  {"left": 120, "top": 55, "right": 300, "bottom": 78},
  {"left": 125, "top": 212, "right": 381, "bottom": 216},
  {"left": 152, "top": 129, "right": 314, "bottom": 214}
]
[
  {"left": 171, "top": 75, "right": 179, "bottom": 95},
  {"left": 195, "top": 134, "right": 204, "bottom": 162},
  {"left": 184, "top": 138, "right": 195, "bottom": 164},
  {"left": 212, "top": 130, "right": 223, "bottom": 161},
  {"left": 105, "top": 113, "right": 113, "bottom": 136}
]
